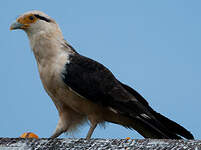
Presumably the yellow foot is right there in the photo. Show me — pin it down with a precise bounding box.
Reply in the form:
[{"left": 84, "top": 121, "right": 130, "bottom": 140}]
[{"left": 20, "top": 132, "right": 39, "bottom": 139}]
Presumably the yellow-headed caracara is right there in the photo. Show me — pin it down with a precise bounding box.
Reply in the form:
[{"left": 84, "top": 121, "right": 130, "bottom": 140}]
[{"left": 10, "top": 10, "right": 194, "bottom": 140}]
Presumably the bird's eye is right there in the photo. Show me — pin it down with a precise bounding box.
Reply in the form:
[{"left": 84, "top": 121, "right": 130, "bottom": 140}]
[{"left": 29, "top": 16, "right": 34, "bottom": 20}]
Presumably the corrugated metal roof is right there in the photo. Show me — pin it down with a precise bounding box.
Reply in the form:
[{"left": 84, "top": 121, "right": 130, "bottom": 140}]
[{"left": 0, "top": 138, "right": 200, "bottom": 150}]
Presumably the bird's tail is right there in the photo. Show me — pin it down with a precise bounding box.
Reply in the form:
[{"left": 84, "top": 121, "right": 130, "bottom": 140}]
[
  {"left": 152, "top": 110, "right": 194, "bottom": 139},
  {"left": 127, "top": 110, "right": 194, "bottom": 139},
  {"left": 119, "top": 82, "right": 194, "bottom": 139}
]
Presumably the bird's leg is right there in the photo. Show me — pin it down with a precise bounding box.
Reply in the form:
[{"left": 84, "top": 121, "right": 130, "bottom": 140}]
[
  {"left": 50, "top": 117, "right": 67, "bottom": 138},
  {"left": 50, "top": 128, "right": 64, "bottom": 138},
  {"left": 86, "top": 123, "right": 97, "bottom": 140}
]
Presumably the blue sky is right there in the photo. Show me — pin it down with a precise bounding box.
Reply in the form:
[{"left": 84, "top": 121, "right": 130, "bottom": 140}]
[{"left": 1, "top": 1, "right": 201, "bottom": 139}]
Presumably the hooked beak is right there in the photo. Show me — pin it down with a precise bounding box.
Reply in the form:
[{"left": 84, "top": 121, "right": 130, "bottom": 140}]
[{"left": 10, "top": 22, "right": 29, "bottom": 30}]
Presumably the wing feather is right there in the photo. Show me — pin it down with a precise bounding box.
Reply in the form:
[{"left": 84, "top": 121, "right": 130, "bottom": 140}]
[{"left": 61, "top": 53, "right": 194, "bottom": 139}]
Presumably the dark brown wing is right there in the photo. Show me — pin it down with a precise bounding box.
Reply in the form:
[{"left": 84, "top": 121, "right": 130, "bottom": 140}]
[{"left": 62, "top": 52, "right": 194, "bottom": 139}]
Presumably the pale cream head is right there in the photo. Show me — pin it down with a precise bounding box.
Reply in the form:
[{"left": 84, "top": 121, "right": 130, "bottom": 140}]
[{"left": 10, "top": 10, "right": 62, "bottom": 37}]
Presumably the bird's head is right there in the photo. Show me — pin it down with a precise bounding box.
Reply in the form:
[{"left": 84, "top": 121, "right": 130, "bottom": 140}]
[{"left": 10, "top": 10, "right": 61, "bottom": 37}]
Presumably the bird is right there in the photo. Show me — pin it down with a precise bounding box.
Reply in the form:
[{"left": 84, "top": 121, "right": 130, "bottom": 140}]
[{"left": 10, "top": 10, "right": 194, "bottom": 140}]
